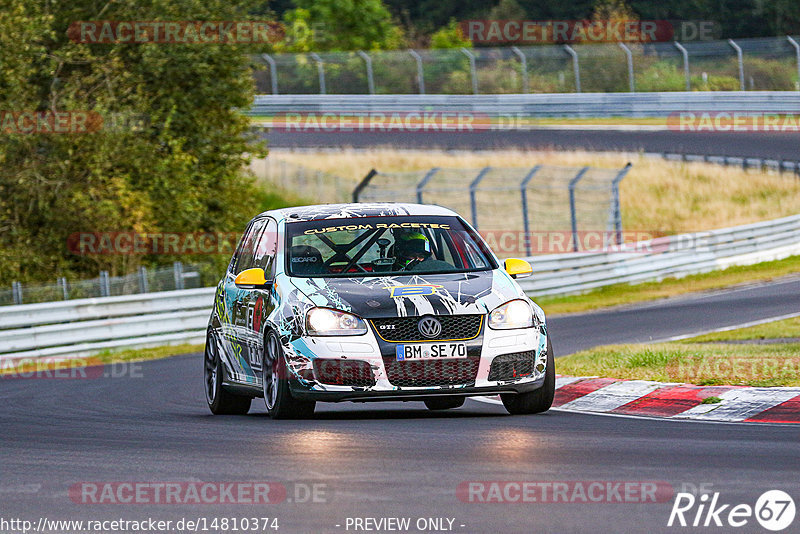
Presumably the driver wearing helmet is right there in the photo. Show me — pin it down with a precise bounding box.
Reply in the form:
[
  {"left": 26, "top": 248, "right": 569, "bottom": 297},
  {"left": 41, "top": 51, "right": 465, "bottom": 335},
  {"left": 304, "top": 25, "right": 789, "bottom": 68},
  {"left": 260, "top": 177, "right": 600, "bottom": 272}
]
[{"left": 393, "top": 231, "right": 454, "bottom": 272}]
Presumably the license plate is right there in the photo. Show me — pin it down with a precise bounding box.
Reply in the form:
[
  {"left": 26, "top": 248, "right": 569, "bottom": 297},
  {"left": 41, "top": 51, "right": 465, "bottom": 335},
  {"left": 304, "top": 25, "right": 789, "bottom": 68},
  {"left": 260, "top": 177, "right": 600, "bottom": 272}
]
[{"left": 395, "top": 343, "right": 467, "bottom": 361}]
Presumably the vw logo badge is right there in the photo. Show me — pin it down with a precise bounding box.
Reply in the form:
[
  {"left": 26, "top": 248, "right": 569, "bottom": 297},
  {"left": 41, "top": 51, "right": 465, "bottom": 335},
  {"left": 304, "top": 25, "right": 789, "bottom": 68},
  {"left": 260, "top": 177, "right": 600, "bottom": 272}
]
[{"left": 418, "top": 316, "right": 442, "bottom": 339}]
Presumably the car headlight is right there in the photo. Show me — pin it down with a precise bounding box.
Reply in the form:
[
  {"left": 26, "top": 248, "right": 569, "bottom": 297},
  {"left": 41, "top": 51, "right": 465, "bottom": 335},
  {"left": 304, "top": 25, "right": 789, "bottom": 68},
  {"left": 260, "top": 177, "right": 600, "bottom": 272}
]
[
  {"left": 306, "top": 307, "right": 368, "bottom": 336},
  {"left": 488, "top": 299, "right": 534, "bottom": 330}
]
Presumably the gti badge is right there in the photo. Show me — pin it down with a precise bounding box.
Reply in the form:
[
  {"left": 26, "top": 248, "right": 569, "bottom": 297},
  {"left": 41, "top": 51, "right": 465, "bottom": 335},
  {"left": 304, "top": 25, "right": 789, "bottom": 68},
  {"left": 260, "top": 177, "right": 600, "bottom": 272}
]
[{"left": 418, "top": 316, "right": 442, "bottom": 339}]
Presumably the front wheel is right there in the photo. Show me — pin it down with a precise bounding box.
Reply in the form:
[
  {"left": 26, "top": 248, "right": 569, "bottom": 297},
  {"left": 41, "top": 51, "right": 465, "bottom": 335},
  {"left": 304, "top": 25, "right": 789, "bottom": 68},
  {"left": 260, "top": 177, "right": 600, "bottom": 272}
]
[
  {"left": 424, "top": 397, "right": 465, "bottom": 410},
  {"left": 501, "top": 337, "right": 555, "bottom": 415},
  {"left": 204, "top": 330, "right": 251, "bottom": 415},
  {"left": 263, "top": 331, "right": 315, "bottom": 419}
]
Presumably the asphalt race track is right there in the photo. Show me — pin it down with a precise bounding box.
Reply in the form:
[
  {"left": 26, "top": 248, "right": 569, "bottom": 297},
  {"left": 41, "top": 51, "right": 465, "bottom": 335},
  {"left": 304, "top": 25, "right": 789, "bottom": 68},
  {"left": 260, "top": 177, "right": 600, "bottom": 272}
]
[
  {"left": 2, "top": 278, "right": 799, "bottom": 533},
  {"left": 263, "top": 128, "right": 800, "bottom": 160}
]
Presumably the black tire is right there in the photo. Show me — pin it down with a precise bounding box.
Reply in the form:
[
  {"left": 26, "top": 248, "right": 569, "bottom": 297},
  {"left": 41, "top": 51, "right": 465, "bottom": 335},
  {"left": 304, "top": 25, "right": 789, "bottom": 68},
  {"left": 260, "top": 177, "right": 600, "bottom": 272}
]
[
  {"left": 263, "top": 331, "right": 315, "bottom": 419},
  {"left": 500, "top": 337, "right": 555, "bottom": 415},
  {"left": 204, "top": 330, "right": 251, "bottom": 415},
  {"left": 424, "top": 397, "right": 466, "bottom": 410}
]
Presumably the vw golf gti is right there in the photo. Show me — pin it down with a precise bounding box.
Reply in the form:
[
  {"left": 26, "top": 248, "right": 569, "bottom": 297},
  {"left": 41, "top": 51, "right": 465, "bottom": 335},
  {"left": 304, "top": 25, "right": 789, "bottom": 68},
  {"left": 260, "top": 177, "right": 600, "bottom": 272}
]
[{"left": 204, "top": 203, "right": 554, "bottom": 418}]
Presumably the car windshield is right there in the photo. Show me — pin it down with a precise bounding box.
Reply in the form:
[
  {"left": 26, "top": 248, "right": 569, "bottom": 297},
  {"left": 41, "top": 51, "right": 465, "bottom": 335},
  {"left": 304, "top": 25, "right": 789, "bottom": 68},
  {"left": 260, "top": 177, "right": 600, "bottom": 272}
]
[{"left": 286, "top": 215, "right": 494, "bottom": 277}]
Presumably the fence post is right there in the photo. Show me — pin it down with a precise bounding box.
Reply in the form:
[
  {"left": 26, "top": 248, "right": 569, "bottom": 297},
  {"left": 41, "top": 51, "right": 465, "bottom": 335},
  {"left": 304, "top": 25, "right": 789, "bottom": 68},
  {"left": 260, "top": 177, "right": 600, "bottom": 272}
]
[
  {"left": 99, "top": 270, "right": 110, "bottom": 297},
  {"left": 352, "top": 169, "right": 377, "bottom": 202},
  {"left": 357, "top": 51, "right": 375, "bottom": 95},
  {"left": 138, "top": 266, "right": 149, "bottom": 293},
  {"left": 788, "top": 36, "right": 800, "bottom": 91},
  {"left": 409, "top": 50, "right": 425, "bottom": 94},
  {"left": 416, "top": 167, "right": 440, "bottom": 204},
  {"left": 611, "top": 163, "right": 633, "bottom": 245},
  {"left": 460, "top": 47, "right": 479, "bottom": 95},
  {"left": 309, "top": 52, "right": 326, "bottom": 94},
  {"left": 673, "top": 41, "right": 691, "bottom": 91},
  {"left": 568, "top": 167, "right": 590, "bottom": 252},
  {"left": 727, "top": 39, "right": 744, "bottom": 91},
  {"left": 618, "top": 43, "right": 635, "bottom": 92},
  {"left": 468, "top": 167, "right": 491, "bottom": 229},
  {"left": 520, "top": 165, "right": 543, "bottom": 257},
  {"left": 12, "top": 281, "right": 22, "bottom": 305},
  {"left": 261, "top": 53, "right": 278, "bottom": 95},
  {"left": 173, "top": 262, "right": 184, "bottom": 291},
  {"left": 511, "top": 46, "right": 529, "bottom": 93},
  {"left": 58, "top": 277, "right": 69, "bottom": 300},
  {"left": 563, "top": 45, "right": 581, "bottom": 93}
]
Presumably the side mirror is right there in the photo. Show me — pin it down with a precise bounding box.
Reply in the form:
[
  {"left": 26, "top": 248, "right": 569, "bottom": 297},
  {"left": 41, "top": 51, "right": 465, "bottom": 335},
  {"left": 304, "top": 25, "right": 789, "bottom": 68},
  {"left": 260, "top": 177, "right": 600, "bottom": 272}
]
[
  {"left": 504, "top": 258, "right": 532, "bottom": 279},
  {"left": 234, "top": 268, "right": 271, "bottom": 289}
]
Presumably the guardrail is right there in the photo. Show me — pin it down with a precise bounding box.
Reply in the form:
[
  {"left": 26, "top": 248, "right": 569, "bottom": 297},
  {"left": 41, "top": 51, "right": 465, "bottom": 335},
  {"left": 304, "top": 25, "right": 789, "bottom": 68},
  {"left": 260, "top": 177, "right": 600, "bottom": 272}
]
[
  {"left": 2, "top": 214, "right": 798, "bottom": 361},
  {"left": 250, "top": 91, "right": 800, "bottom": 119},
  {"left": 0, "top": 288, "right": 214, "bottom": 360},
  {"left": 519, "top": 213, "right": 800, "bottom": 296}
]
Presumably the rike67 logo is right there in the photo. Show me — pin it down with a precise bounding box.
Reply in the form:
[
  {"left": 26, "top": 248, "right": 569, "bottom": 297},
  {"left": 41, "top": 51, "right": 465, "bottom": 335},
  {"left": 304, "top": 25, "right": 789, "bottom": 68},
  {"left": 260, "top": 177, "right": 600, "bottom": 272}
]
[{"left": 668, "top": 490, "right": 795, "bottom": 531}]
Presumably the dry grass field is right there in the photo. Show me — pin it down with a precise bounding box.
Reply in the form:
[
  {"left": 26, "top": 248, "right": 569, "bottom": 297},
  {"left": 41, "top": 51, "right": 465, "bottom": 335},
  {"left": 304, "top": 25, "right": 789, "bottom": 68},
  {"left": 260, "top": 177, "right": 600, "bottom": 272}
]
[{"left": 264, "top": 148, "right": 800, "bottom": 235}]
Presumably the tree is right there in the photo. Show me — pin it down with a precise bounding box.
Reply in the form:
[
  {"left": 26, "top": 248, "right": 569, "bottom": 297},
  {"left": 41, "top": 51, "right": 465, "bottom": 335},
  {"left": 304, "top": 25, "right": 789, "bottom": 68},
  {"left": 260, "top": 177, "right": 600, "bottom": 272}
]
[
  {"left": 278, "top": 0, "right": 405, "bottom": 52},
  {"left": 0, "top": 0, "right": 279, "bottom": 284}
]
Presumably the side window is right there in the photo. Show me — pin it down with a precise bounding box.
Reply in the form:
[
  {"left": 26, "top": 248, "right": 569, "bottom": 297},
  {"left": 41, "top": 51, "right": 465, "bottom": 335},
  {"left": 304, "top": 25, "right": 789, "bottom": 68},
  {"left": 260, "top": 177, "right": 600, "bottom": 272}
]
[
  {"left": 233, "top": 218, "right": 267, "bottom": 274},
  {"left": 254, "top": 219, "right": 278, "bottom": 278}
]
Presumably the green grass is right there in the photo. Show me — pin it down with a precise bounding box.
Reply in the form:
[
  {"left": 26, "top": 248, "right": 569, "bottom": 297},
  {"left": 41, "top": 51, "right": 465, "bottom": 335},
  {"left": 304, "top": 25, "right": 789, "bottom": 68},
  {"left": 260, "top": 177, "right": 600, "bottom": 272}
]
[
  {"left": 91, "top": 343, "right": 203, "bottom": 364},
  {"left": 557, "top": 317, "right": 800, "bottom": 387},
  {"left": 688, "top": 316, "right": 800, "bottom": 342},
  {"left": 535, "top": 255, "right": 800, "bottom": 316}
]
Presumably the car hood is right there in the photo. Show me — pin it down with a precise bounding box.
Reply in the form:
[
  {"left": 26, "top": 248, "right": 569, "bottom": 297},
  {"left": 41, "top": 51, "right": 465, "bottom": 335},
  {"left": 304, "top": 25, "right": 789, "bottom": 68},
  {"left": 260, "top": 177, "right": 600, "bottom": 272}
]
[{"left": 288, "top": 270, "right": 525, "bottom": 318}]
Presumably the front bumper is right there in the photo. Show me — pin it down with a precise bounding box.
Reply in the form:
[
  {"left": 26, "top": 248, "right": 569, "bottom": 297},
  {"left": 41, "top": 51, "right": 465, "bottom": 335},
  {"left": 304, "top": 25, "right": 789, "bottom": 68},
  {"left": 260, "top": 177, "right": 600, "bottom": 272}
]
[{"left": 282, "top": 317, "right": 548, "bottom": 402}]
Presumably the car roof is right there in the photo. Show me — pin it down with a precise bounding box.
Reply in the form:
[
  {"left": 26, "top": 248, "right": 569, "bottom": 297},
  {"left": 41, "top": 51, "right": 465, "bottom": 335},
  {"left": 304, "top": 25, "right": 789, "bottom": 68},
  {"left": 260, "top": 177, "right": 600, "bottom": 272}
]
[{"left": 259, "top": 203, "right": 459, "bottom": 223}]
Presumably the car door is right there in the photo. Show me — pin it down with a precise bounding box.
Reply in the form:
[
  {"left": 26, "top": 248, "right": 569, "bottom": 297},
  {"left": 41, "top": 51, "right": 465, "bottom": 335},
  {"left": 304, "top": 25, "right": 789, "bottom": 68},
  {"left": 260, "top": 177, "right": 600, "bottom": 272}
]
[
  {"left": 240, "top": 218, "right": 279, "bottom": 377},
  {"left": 224, "top": 217, "right": 267, "bottom": 383}
]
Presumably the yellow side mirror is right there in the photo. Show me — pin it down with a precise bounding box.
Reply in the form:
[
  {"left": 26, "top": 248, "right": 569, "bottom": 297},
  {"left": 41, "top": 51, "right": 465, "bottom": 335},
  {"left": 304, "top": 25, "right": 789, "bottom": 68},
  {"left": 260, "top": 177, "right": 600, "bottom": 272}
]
[
  {"left": 504, "top": 258, "right": 532, "bottom": 279},
  {"left": 234, "top": 268, "right": 269, "bottom": 289}
]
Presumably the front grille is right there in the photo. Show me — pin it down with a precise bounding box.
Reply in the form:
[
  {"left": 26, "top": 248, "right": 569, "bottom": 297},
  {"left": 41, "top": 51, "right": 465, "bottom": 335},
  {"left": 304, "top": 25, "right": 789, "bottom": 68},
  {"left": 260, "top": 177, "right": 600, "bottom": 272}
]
[
  {"left": 371, "top": 315, "right": 483, "bottom": 342},
  {"left": 488, "top": 351, "right": 537, "bottom": 382},
  {"left": 313, "top": 359, "right": 375, "bottom": 387},
  {"left": 384, "top": 358, "right": 479, "bottom": 387}
]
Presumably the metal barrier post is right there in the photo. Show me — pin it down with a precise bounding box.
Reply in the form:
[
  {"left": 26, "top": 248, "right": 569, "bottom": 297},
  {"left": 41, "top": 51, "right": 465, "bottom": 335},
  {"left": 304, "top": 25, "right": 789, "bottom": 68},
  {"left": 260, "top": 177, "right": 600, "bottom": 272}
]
[
  {"left": 138, "top": 266, "right": 149, "bottom": 293},
  {"left": 511, "top": 46, "right": 529, "bottom": 93},
  {"left": 173, "top": 262, "right": 184, "bottom": 291},
  {"left": 357, "top": 51, "right": 375, "bottom": 94},
  {"left": 261, "top": 54, "right": 278, "bottom": 95},
  {"left": 468, "top": 167, "right": 491, "bottom": 229},
  {"left": 309, "top": 52, "right": 326, "bottom": 94},
  {"left": 568, "top": 167, "right": 590, "bottom": 252},
  {"left": 58, "top": 277, "right": 69, "bottom": 300},
  {"left": 611, "top": 163, "right": 633, "bottom": 245},
  {"left": 728, "top": 39, "right": 745, "bottom": 91},
  {"left": 618, "top": 43, "right": 635, "bottom": 92},
  {"left": 352, "top": 169, "right": 377, "bottom": 202},
  {"left": 100, "top": 270, "right": 110, "bottom": 297},
  {"left": 461, "top": 48, "right": 479, "bottom": 95},
  {"left": 563, "top": 45, "right": 581, "bottom": 93},
  {"left": 409, "top": 50, "right": 425, "bottom": 94},
  {"left": 416, "top": 167, "right": 440, "bottom": 204},
  {"left": 788, "top": 36, "right": 800, "bottom": 91},
  {"left": 674, "top": 42, "right": 691, "bottom": 91},
  {"left": 520, "top": 165, "right": 543, "bottom": 256},
  {"left": 12, "top": 281, "right": 22, "bottom": 305}
]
